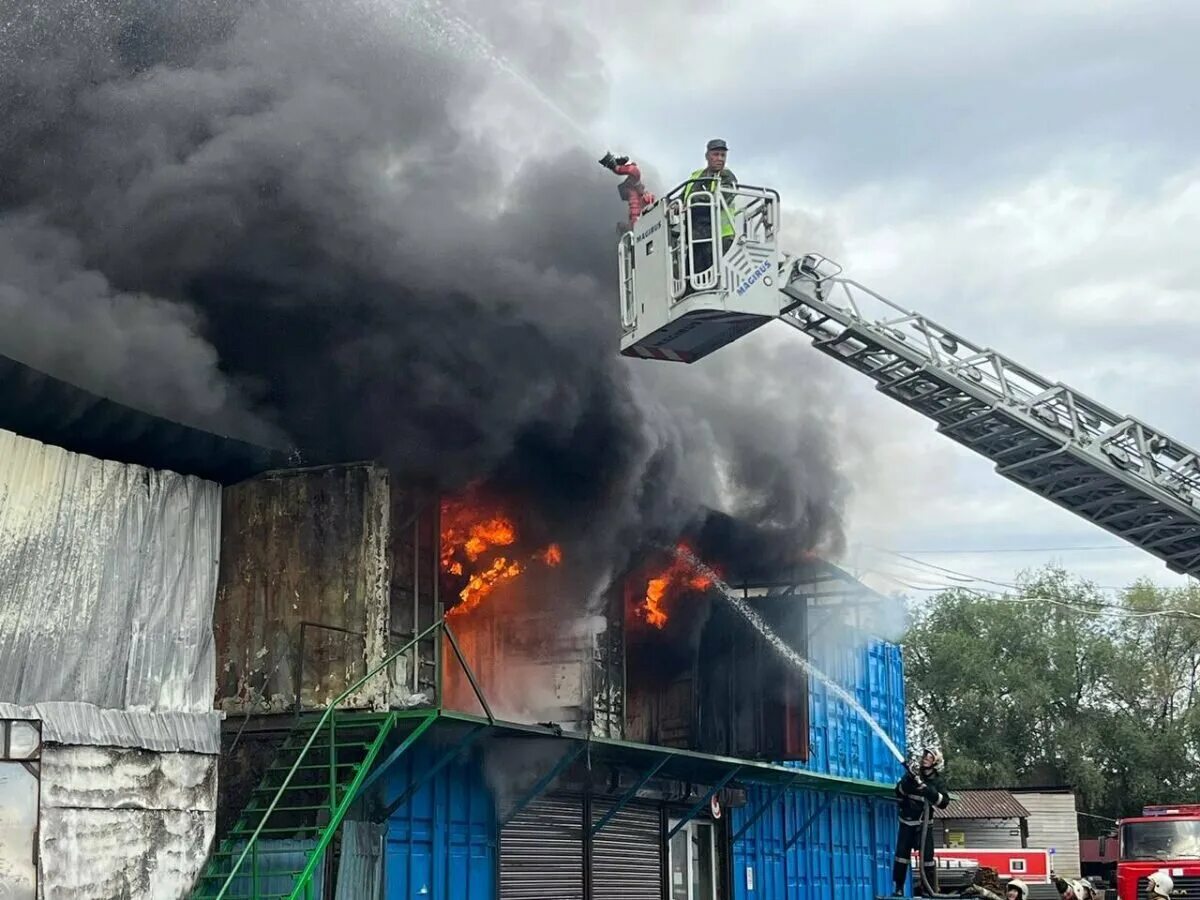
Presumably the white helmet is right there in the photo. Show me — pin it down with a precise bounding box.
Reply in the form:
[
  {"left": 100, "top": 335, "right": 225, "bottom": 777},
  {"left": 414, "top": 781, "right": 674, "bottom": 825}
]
[
  {"left": 1007, "top": 878, "right": 1030, "bottom": 900},
  {"left": 920, "top": 747, "right": 945, "bottom": 773},
  {"left": 1074, "top": 879, "right": 1098, "bottom": 900},
  {"left": 1148, "top": 872, "right": 1174, "bottom": 899}
]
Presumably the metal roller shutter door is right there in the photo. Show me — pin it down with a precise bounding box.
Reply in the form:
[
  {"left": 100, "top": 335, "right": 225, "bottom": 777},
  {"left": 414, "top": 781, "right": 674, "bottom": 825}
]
[
  {"left": 500, "top": 795, "right": 585, "bottom": 900},
  {"left": 591, "top": 800, "right": 662, "bottom": 900}
]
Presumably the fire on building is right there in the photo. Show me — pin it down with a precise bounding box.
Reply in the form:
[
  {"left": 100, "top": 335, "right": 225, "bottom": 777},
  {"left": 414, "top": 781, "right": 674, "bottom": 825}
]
[{"left": 0, "top": 353, "right": 905, "bottom": 900}]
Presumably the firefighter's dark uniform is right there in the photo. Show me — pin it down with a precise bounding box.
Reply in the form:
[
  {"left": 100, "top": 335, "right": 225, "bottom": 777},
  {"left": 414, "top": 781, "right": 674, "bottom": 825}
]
[{"left": 893, "top": 768, "right": 950, "bottom": 896}]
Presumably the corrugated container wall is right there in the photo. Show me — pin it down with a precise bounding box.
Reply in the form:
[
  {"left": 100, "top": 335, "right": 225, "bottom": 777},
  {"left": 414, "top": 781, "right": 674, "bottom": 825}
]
[
  {"left": 732, "top": 637, "right": 906, "bottom": 900},
  {"left": 381, "top": 742, "right": 494, "bottom": 900}
]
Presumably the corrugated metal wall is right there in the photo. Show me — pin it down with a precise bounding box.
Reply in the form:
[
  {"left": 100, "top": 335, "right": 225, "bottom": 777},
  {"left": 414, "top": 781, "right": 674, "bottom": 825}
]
[
  {"left": 1011, "top": 791, "right": 1081, "bottom": 878},
  {"left": 0, "top": 428, "right": 221, "bottom": 749},
  {"left": 383, "top": 743, "right": 494, "bottom": 900},
  {"left": 801, "top": 638, "right": 905, "bottom": 784},
  {"left": 732, "top": 637, "right": 906, "bottom": 900}
]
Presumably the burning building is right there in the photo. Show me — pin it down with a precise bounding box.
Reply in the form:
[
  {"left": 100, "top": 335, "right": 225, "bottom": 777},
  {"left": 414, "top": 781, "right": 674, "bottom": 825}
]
[
  {"left": 0, "top": 5, "right": 903, "bottom": 896},
  {"left": 0, "top": 354, "right": 906, "bottom": 900}
]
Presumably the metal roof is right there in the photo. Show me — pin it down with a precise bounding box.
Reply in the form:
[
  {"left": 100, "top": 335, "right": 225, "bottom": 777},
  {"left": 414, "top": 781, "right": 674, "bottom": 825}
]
[
  {"left": 0, "top": 353, "right": 295, "bottom": 484},
  {"left": 934, "top": 789, "right": 1031, "bottom": 820},
  {"left": 430, "top": 709, "right": 894, "bottom": 799}
]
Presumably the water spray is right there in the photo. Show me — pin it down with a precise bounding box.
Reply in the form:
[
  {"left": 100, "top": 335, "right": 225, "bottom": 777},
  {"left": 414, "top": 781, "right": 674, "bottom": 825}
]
[{"left": 670, "top": 545, "right": 907, "bottom": 765}]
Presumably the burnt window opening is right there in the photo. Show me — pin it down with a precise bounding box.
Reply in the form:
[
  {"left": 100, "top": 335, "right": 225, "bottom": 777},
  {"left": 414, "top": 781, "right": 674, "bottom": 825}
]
[
  {"left": 622, "top": 554, "right": 811, "bottom": 762},
  {"left": 0, "top": 719, "right": 41, "bottom": 900}
]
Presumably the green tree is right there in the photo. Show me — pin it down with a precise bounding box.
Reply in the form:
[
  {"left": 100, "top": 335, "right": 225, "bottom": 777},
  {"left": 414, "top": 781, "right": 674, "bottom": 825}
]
[{"left": 903, "top": 567, "right": 1200, "bottom": 822}]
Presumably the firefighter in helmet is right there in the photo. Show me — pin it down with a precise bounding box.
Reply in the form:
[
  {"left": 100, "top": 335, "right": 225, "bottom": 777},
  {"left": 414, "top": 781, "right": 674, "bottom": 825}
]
[
  {"left": 1006, "top": 878, "right": 1030, "bottom": 900},
  {"left": 1148, "top": 872, "right": 1175, "bottom": 900},
  {"left": 893, "top": 747, "right": 951, "bottom": 896},
  {"left": 598, "top": 152, "right": 655, "bottom": 233},
  {"left": 1054, "top": 878, "right": 1099, "bottom": 900}
]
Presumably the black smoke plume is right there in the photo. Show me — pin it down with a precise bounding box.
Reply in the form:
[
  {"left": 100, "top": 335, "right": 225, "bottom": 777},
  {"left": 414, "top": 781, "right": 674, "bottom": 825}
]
[{"left": 0, "top": 0, "right": 846, "bottom": 594}]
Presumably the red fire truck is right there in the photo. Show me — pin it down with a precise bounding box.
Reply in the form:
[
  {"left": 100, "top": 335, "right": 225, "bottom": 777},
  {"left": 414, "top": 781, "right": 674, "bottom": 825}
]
[{"left": 1109, "top": 805, "right": 1200, "bottom": 900}]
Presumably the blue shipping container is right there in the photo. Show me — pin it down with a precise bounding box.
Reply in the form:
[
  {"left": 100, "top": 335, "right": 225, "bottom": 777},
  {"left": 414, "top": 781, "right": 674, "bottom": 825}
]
[
  {"left": 383, "top": 743, "right": 495, "bottom": 900},
  {"left": 733, "top": 636, "right": 906, "bottom": 900}
]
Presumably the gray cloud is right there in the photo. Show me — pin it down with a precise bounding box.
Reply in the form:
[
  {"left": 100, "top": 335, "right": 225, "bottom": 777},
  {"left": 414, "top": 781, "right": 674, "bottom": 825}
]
[{"left": 0, "top": 0, "right": 849, "bottom": 594}]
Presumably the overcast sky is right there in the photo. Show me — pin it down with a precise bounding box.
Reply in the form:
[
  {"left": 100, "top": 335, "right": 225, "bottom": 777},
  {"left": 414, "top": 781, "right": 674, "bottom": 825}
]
[
  {"left": 452, "top": 1, "right": 1200, "bottom": 596},
  {"left": 427, "top": 3, "right": 1195, "bottom": 600}
]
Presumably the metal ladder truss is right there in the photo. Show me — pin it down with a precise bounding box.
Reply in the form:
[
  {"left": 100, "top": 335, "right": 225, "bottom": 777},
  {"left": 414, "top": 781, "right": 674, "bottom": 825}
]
[
  {"left": 778, "top": 260, "right": 1200, "bottom": 579},
  {"left": 191, "top": 617, "right": 491, "bottom": 900}
]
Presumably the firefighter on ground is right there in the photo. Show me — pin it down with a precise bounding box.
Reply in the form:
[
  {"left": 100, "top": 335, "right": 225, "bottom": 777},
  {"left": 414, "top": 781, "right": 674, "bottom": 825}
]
[
  {"left": 894, "top": 747, "right": 950, "bottom": 896},
  {"left": 682, "top": 138, "right": 738, "bottom": 276},
  {"left": 599, "top": 152, "right": 655, "bottom": 233},
  {"left": 1147, "top": 872, "right": 1175, "bottom": 900},
  {"left": 1054, "top": 877, "right": 1099, "bottom": 900},
  {"left": 1006, "top": 878, "right": 1030, "bottom": 900}
]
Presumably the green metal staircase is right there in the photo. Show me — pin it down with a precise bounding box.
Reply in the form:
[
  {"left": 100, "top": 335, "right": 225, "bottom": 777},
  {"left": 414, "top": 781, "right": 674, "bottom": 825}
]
[
  {"left": 191, "top": 712, "right": 396, "bottom": 899},
  {"left": 189, "top": 620, "right": 457, "bottom": 900}
]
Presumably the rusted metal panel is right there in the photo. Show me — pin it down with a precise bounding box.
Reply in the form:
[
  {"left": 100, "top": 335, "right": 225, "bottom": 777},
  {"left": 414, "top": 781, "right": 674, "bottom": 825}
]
[
  {"left": 214, "top": 464, "right": 392, "bottom": 713},
  {"left": 38, "top": 746, "right": 217, "bottom": 900},
  {"left": 442, "top": 595, "right": 599, "bottom": 730}
]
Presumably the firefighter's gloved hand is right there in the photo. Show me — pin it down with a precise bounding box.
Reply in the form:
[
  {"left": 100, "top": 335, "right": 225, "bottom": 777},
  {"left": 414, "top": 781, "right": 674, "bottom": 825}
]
[
  {"left": 614, "top": 155, "right": 629, "bottom": 166},
  {"left": 598, "top": 152, "right": 617, "bottom": 171}
]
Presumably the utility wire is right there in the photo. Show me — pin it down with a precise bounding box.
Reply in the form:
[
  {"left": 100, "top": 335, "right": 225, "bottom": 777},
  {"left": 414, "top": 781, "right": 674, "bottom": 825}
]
[
  {"left": 866, "top": 570, "right": 1200, "bottom": 622},
  {"left": 887, "top": 545, "right": 1143, "bottom": 554}
]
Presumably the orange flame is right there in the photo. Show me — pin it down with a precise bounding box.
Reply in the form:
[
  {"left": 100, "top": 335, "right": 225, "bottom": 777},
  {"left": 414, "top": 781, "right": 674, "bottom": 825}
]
[
  {"left": 440, "top": 498, "right": 563, "bottom": 615},
  {"left": 639, "top": 544, "right": 713, "bottom": 629}
]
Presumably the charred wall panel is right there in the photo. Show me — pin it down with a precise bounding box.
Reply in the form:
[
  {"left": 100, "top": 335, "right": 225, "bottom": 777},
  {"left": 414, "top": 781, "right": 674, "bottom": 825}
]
[
  {"left": 624, "top": 580, "right": 808, "bottom": 760},
  {"left": 214, "top": 464, "right": 392, "bottom": 713},
  {"left": 38, "top": 745, "right": 216, "bottom": 900},
  {"left": 442, "top": 597, "right": 600, "bottom": 730}
]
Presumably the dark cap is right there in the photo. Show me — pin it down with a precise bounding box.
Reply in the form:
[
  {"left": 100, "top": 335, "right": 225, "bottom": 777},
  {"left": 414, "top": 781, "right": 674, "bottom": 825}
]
[{"left": 706, "top": 138, "right": 728, "bottom": 152}]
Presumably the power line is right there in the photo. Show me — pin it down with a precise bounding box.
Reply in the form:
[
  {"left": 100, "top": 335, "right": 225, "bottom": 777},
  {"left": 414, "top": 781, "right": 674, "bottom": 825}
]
[
  {"left": 887, "top": 545, "right": 1143, "bottom": 554},
  {"left": 864, "top": 570, "right": 1200, "bottom": 622}
]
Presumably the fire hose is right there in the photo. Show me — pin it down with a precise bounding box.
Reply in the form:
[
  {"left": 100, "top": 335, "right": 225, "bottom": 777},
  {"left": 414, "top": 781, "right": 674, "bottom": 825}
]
[{"left": 916, "top": 800, "right": 967, "bottom": 900}]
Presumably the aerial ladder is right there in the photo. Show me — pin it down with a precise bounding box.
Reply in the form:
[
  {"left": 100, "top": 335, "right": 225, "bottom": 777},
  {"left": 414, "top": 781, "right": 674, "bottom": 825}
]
[{"left": 618, "top": 180, "right": 1200, "bottom": 579}]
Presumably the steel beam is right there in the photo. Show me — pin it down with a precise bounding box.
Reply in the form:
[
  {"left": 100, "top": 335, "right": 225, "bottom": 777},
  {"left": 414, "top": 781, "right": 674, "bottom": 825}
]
[
  {"left": 377, "top": 724, "right": 488, "bottom": 820},
  {"left": 500, "top": 742, "right": 588, "bottom": 827},
  {"left": 731, "top": 774, "right": 803, "bottom": 843},
  {"left": 590, "top": 756, "right": 670, "bottom": 837},
  {"left": 782, "top": 793, "right": 836, "bottom": 852},
  {"left": 666, "top": 767, "right": 742, "bottom": 841},
  {"left": 443, "top": 620, "right": 495, "bottom": 723},
  {"left": 357, "top": 713, "right": 436, "bottom": 797}
]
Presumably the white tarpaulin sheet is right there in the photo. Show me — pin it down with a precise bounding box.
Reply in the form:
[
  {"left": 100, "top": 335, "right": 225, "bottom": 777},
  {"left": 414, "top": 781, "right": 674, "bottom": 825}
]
[{"left": 0, "top": 428, "right": 220, "bottom": 748}]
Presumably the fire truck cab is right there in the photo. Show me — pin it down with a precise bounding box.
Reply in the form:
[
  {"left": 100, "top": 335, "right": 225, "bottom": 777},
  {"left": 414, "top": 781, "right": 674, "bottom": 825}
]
[
  {"left": 618, "top": 179, "right": 806, "bottom": 363},
  {"left": 1110, "top": 805, "right": 1200, "bottom": 900}
]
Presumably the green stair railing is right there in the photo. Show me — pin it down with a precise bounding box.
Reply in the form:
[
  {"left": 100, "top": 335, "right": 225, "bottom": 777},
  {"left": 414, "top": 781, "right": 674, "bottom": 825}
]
[{"left": 192, "top": 616, "right": 487, "bottom": 900}]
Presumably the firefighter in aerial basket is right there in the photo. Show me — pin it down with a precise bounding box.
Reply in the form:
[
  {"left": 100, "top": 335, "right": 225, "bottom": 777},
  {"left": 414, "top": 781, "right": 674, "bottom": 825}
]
[
  {"left": 598, "top": 151, "right": 655, "bottom": 233},
  {"left": 893, "top": 747, "right": 951, "bottom": 896}
]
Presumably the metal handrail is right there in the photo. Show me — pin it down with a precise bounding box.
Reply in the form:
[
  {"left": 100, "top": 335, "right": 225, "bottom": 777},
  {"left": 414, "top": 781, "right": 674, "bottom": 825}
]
[{"left": 211, "top": 618, "right": 447, "bottom": 899}]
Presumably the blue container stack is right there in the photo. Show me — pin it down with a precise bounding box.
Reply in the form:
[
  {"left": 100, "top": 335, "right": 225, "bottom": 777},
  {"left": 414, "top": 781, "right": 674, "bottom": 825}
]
[{"left": 732, "top": 637, "right": 906, "bottom": 900}]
